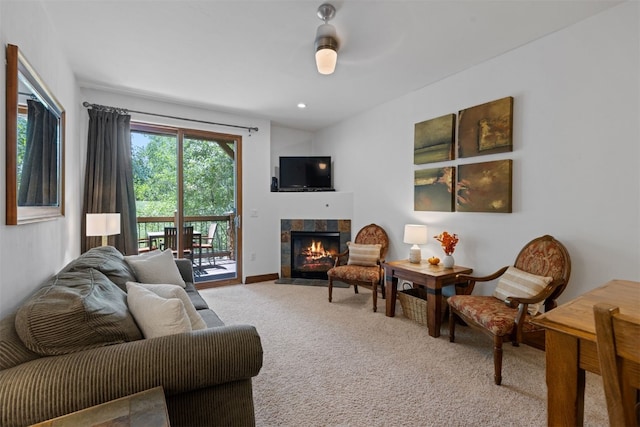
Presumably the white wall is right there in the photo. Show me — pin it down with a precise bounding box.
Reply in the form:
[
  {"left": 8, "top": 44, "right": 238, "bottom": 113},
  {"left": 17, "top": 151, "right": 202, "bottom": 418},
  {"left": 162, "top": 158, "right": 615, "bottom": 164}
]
[
  {"left": 0, "top": 1, "right": 82, "bottom": 316},
  {"left": 312, "top": 2, "right": 640, "bottom": 302},
  {"left": 270, "top": 125, "right": 313, "bottom": 179}
]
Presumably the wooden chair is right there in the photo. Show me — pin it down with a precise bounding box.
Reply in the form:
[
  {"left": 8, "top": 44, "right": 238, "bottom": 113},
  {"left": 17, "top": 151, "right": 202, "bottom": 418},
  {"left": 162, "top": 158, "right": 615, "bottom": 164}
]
[
  {"left": 327, "top": 224, "right": 389, "bottom": 312},
  {"left": 448, "top": 235, "right": 571, "bottom": 385},
  {"left": 594, "top": 303, "right": 640, "bottom": 427},
  {"left": 163, "top": 226, "right": 194, "bottom": 262}
]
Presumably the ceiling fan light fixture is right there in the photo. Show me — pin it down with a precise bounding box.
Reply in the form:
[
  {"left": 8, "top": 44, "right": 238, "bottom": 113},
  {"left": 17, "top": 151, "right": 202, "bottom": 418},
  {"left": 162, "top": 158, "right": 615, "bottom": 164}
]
[{"left": 314, "top": 3, "right": 338, "bottom": 75}]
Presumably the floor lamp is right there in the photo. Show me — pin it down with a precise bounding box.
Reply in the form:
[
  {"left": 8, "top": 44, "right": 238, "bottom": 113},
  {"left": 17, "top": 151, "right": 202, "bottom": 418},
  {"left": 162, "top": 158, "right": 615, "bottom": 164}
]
[{"left": 86, "top": 213, "right": 121, "bottom": 246}]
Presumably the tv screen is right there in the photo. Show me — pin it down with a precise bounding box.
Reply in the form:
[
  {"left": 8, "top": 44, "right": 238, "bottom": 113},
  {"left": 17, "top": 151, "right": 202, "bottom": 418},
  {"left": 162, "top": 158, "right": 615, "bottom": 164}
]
[{"left": 279, "top": 156, "right": 333, "bottom": 191}]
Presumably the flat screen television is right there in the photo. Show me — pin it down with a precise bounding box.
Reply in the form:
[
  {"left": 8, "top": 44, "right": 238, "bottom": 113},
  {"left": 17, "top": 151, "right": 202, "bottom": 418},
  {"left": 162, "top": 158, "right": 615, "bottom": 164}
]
[{"left": 278, "top": 156, "right": 333, "bottom": 191}]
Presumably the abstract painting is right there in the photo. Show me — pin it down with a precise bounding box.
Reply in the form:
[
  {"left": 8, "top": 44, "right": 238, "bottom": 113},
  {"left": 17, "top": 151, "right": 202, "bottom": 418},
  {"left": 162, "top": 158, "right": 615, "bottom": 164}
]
[
  {"left": 458, "top": 96, "right": 513, "bottom": 158},
  {"left": 414, "top": 114, "right": 455, "bottom": 164},
  {"left": 414, "top": 167, "right": 455, "bottom": 212},
  {"left": 456, "top": 160, "right": 512, "bottom": 213}
]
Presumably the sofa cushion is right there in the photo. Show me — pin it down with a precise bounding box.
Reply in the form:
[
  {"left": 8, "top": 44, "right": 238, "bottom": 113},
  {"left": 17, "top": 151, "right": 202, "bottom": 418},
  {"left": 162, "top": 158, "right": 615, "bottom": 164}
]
[
  {"left": 126, "top": 249, "right": 186, "bottom": 288},
  {"left": 15, "top": 269, "right": 142, "bottom": 356},
  {"left": 126, "top": 283, "right": 192, "bottom": 338},
  {"left": 184, "top": 282, "right": 209, "bottom": 310},
  {"left": 0, "top": 313, "right": 40, "bottom": 371},
  {"left": 59, "top": 246, "right": 137, "bottom": 291},
  {"left": 127, "top": 282, "right": 207, "bottom": 330}
]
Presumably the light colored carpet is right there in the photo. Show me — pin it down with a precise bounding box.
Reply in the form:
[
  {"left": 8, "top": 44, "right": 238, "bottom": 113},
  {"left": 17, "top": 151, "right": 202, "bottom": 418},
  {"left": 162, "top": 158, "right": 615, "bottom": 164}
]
[{"left": 200, "top": 282, "right": 608, "bottom": 426}]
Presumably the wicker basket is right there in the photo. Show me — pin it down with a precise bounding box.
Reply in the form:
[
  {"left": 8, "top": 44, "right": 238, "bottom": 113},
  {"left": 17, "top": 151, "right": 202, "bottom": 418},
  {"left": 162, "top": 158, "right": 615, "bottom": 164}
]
[{"left": 397, "top": 287, "right": 428, "bottom": 325}]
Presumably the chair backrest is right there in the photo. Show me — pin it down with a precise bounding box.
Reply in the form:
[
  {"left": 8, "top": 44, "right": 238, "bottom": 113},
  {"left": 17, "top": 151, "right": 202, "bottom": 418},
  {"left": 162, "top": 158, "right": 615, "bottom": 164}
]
[
  {"left": 207, "top": 223, "right": 217, "bottom": 241},
  {"left": 513, "top": 235, "right": 571, "bottom": 312},
  {"left": 354, "top": 224, "right": 389, "bottom": 260},
  {"left": 164, "top": 226, "right": 194, "bottom": 252},
  {"left": 593, "top": 303, "right": 640, "bottom": 427},
  {"left": 164, "top": 227, "right": 178, "bottom": 250}
]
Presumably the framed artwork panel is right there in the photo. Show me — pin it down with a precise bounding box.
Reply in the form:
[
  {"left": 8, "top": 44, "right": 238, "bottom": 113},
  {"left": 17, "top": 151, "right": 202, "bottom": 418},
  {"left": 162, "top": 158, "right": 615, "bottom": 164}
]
[
  {"left": 456, "top": 159, "right": 512, "bottom": 213},
  {"left": 458, "top": 96, "right": 513, "bottom": 158},
  {"left": 414, "top": 113, "right": 455, "bottom": 164},
  {"left": 414, "top": 167, "right": 455, "bottom": 212}
]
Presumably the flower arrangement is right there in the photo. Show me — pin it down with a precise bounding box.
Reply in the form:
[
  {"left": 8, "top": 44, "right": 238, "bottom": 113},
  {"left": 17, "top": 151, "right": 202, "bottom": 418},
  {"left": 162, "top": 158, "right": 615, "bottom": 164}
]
[{"left": 434, "top": 231, "right": 459, "bottom": 255}]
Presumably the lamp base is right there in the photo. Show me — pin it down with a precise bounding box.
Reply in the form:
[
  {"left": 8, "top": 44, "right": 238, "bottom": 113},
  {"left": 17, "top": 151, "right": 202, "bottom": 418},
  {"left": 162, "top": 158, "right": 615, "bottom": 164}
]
[{"left": 409, "top": 246, "right": 422, "bottom": 264}]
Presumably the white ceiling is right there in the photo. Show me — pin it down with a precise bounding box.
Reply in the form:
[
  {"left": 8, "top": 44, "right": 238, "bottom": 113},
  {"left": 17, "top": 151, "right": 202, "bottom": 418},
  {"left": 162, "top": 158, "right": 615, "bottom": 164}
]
[{"left": 42, "top": 0, "right": 621, "bottom": 132}]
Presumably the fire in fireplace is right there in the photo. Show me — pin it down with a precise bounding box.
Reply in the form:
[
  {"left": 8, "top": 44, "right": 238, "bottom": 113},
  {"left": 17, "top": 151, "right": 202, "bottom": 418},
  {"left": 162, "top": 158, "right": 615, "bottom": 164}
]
[{"left": 291, "top": 231, "right": 340, "bottom": 279}]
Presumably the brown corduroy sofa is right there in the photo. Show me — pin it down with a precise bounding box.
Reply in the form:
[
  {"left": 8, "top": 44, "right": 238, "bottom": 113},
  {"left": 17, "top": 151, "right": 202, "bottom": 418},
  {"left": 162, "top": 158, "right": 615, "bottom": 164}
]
[{"left": 0, "top": 246, "right": 263, "bottom": 427}]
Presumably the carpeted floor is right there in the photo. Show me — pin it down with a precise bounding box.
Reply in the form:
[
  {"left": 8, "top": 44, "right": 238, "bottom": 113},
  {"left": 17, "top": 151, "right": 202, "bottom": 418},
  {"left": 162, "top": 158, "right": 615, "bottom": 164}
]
[{"left": 200, "top": 282, "right": 608, "bottom": 426}]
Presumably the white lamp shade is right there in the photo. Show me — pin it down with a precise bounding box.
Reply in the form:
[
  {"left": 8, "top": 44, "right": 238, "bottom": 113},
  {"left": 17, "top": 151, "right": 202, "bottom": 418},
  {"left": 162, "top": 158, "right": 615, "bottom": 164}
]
[
  {"left": 86, "top": 213, "right": 121, "bottom": 237},
  {"left": 316, "top": 48, "right": 337, "bottom": 74},
  {"left": 403, "top": 224, "right": 428, "bottom": 245}
]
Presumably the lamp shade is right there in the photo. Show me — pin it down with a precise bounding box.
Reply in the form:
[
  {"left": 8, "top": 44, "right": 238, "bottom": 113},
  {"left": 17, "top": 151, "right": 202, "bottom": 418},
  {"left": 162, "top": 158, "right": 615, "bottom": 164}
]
[
  {"left": 86, "top": 213, "right": 120, "bottom": 246},
  {"left": 404, "top": 224, "right": 427, "bottom": 263},
  {"left": 403, "top": 224, "right": 428, "bottom": 245}
]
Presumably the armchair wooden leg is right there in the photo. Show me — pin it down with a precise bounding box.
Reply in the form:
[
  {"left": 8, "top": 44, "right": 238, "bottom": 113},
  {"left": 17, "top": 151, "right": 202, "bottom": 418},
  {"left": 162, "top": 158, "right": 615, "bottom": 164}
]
[
  {"left": 328, "top": 278, "right": 333, "bottom": 303},
  {"left": 353, "top": 285, "right": 359, "bottom": 294},
  {"left": 449, "top": 310, "right": 457, "bottom": 343},
  {"left": 493, "top": 335, "right": 503, "bottom": 385},
  {"left": 372, "top": 281, "right": 377, "bottom": 312}
]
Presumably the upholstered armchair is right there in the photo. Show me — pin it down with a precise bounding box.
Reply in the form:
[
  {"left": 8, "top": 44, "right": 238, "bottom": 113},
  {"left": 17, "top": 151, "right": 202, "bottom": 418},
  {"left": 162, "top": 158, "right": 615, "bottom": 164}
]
[
  {"left": 327, "top": 224, "right": 389, "bottom": 312},
  {"left": 448, "top": 235, "right": 571, "bottom": 385}
]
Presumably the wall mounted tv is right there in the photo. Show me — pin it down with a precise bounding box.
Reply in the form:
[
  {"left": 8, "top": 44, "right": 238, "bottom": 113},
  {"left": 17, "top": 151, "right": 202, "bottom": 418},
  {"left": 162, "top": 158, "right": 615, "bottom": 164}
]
[{"left": 278, "top": 156, "right": 334, "bottom": 192}]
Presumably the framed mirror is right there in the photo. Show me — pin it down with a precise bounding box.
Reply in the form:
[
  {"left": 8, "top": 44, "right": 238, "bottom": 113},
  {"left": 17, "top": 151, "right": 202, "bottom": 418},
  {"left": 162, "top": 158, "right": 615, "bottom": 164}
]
[{"left": 6, "top": 44, "right": 65, "bottom": 225}]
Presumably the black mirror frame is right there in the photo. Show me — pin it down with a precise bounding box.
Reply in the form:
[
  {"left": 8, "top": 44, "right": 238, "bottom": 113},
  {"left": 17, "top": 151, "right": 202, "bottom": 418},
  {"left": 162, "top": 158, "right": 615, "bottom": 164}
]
[{"left": 6, "top": 44, "right": 65, "bottom": 225}]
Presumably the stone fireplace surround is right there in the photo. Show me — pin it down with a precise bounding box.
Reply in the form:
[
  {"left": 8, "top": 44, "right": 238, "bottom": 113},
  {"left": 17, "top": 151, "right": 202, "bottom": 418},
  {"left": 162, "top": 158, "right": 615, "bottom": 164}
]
[{"left": 280, "top": 219, "right": 351, "bottom": 278}]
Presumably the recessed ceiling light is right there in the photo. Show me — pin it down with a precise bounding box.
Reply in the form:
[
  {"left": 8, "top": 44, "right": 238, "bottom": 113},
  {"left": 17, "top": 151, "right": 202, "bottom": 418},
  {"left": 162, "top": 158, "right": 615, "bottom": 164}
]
[{"left": 297, "top": 103, "right": 307, "bottom": 109}]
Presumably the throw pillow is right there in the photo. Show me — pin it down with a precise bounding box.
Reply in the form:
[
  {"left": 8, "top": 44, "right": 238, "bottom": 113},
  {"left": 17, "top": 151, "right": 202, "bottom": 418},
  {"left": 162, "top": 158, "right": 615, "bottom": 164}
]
[
  {"left": 15, "top": 269, "right": 143, "bottom": 356},
  {"left": 127, "top": 282, "right": 207, "bottom": 330},
  {"left": 125, "top": 249, "right": 186, "bottom": 288},
  {"left": 126, "top": 283, "right": 192, "bottom": 339},
  {"left": 347, "top": 242, "right": 382, "bottom": 267},
  {"left": 59, "top": 245, "right": 137, "bottom": 291},
  {"left": 492, "top": 266, "right": 554, "bottom": 315}
]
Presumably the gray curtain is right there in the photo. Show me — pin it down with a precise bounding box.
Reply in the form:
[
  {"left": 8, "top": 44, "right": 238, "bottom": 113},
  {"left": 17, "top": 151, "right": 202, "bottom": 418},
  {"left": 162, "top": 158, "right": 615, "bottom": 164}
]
[
  {"left": 18, "top": 99, "right": 58, "bottom": 206},
  {"left": 82, "top": 108, "right": 137, "bottom": 255}
]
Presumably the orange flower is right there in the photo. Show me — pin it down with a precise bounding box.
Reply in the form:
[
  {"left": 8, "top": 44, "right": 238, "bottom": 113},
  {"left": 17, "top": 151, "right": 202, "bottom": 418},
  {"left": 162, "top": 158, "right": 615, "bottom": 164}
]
[{"left": 434, "top": 231, "right": 459, "bottom": 255}]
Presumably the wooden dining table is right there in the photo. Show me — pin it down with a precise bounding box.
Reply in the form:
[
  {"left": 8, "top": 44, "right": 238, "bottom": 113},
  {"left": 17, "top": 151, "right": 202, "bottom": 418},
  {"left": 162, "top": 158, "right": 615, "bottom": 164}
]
[{"left": 531, "top": 279, "right": 640, "bottom": 426}]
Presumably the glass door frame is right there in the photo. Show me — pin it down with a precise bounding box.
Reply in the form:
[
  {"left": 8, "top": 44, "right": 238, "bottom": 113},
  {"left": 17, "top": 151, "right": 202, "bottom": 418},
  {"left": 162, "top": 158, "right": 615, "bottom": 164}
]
[{"left": 131, "top": 122, "right": 242, "bottom": 287}]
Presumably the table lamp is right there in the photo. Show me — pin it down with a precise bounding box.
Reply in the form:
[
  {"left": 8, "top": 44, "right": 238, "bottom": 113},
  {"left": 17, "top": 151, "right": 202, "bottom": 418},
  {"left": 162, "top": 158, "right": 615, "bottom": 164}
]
[
  {"left": 404, "top": 224, "right": 428, "bottom": 263},
  {"left": 86, "top": 213, "right": 121, "bottom": 246}
]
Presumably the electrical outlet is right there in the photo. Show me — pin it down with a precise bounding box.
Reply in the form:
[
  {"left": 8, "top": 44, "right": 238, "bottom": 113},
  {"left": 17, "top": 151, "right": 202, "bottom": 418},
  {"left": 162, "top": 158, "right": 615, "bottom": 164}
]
[{"left": 250, "top": 253, "right": 256, "bottom": 261}]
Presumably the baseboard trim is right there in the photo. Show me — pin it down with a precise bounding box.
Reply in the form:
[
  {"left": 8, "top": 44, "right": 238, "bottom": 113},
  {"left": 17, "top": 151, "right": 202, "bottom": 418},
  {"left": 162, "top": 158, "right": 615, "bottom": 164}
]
[{"left": 245, "top": 273, "right": 279, "bottom": 284}]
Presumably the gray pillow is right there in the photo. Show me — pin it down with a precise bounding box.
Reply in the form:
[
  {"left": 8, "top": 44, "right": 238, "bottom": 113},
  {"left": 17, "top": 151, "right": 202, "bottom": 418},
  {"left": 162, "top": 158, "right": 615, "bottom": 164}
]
[
  {"left": 125, "top": 249, "right": 186, "bottom": 288},
  {"left": 59, "top": 246, "right": 136, "bottom": 291},
  {"left": 15, "top": 269, "right": 142, "bottom": 356}
]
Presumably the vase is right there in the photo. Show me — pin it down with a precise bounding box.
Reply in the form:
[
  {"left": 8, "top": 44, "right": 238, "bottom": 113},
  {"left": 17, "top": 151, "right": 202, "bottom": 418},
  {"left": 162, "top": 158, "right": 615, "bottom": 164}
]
[{"left": 442, "top": 254, "right": 455, "bottom": 268}]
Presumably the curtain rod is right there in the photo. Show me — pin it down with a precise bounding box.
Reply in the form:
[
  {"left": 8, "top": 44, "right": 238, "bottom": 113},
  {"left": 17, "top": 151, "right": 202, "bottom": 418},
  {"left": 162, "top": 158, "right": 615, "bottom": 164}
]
[{"left": 82, "top": 101, "right": 259, "bottom": 133}]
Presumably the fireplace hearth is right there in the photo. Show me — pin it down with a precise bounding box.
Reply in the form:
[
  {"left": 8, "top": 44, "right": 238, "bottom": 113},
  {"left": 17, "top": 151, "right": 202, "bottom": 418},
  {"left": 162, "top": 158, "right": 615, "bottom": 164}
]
[{"left": 280, "top": 219, "right": 351, "bottom": 280}]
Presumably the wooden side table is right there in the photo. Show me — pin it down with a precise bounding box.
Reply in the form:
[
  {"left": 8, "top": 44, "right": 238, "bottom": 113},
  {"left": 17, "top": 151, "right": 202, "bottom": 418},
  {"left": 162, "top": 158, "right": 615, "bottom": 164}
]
[
  {"left": 383, "top": 260, "right": 472, "bottom": 338},
  {"left": 30, "top": 386, "right": 170, "bottom": 427}
]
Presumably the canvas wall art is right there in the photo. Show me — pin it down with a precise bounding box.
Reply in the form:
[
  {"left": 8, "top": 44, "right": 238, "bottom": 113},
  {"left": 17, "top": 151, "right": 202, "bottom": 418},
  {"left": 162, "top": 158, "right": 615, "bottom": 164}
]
[
  {"left": 414, "top": 113, "right": 455, "bottom": 164},
  {"left": 414, "top": 167, "right": 455, "bottom": 212},
  {"left": 456, "top": 159, "right": 512, "bottom": 213},
  {"left": 458, "top": 96, "right": 513, "bottom": 158}
]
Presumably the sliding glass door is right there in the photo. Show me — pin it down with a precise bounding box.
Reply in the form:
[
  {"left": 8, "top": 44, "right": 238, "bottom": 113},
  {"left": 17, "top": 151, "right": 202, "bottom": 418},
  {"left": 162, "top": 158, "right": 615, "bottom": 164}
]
[{"left": 131, "top": 123, "right": 242, "bottom": 286}]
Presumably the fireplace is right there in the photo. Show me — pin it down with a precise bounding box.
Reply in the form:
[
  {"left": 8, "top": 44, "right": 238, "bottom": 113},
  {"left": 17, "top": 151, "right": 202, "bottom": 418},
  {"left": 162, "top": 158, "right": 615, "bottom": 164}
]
[
  {"left": 280, "top": 219, "right": 351, "bottom": 279},
  {"left": 290, "top": 231, "right": 340, "bottom": 279}
]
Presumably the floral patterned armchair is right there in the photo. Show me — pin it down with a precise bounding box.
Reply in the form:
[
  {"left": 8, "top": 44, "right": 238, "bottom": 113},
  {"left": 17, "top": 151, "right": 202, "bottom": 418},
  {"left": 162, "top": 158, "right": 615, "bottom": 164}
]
[
  {"left": 327, "top": 224, "right": 389, "bottom": 312},
  {"left": 448, "top": 235, "right": 571, "bottom": 385}
]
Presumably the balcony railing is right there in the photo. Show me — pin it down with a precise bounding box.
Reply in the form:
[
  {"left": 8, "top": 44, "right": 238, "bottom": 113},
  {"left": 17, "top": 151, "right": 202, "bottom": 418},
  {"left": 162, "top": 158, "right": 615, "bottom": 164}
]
[{"left": 136, "top": 214, "right": 235, "bottom": 260}]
